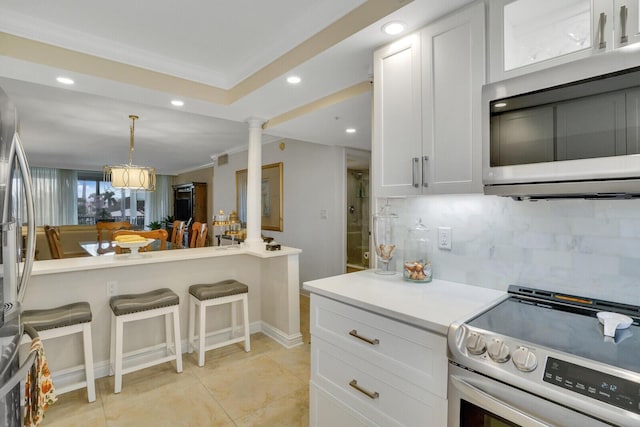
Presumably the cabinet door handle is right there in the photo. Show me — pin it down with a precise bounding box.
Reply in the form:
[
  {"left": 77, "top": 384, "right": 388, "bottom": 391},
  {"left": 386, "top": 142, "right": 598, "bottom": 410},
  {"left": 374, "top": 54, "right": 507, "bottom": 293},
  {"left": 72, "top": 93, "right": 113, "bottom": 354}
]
[
  {"left": 422, "top": 155, "right": 429, "bottom": 188},
  {"left": 620, "top": 5, "right": 629, "bottom": 44},
  {"left": 598, "top": 12, "right": 607, "bottom": 49},
  {"left": 349, "top": 329, "right": 380, "bottom": 345},
  {"left": 412, "top": 157, "right": 419, "bottom": 188},
  {"left": 349, "top": 379, "right": 379, "bottom": 400}
]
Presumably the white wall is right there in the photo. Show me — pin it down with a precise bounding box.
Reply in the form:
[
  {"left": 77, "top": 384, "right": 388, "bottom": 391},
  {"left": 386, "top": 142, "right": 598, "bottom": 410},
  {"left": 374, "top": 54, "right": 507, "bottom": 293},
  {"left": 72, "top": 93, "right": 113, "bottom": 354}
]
[
  {"left": 213, "top": 139, "right": 347, "bottom": 286},
  {"left": 382, "top": 194, "right": 640, "bottom": 306}
]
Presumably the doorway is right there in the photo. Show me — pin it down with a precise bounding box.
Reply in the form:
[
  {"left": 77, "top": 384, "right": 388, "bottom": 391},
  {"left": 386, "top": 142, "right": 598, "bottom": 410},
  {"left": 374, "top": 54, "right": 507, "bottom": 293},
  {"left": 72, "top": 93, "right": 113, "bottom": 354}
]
[{"left": 346, "top": 166, "right": 370, "bottom": 273}]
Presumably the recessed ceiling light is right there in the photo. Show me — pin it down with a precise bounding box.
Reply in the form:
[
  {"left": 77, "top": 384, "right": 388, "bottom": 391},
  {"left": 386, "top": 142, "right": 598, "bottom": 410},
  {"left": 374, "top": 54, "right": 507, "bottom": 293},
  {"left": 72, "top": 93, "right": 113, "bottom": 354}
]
[
  {"left": 56, "top": 76, "right": 74, "bottom": 85},
  {"left": 286, "top": 75, "right": 301, "bottom": 84},
  {"left": 171, "top": 100, "right": 184, "bottom": 107},
  {"left": 382, "top": 21, "right": 406, "bottom": 35},
  {"left": 494, "top": 102, "right": 507, "bottom": 108},
  {"left": 346, "top": 128, "right": 356, "bottom": 134}
]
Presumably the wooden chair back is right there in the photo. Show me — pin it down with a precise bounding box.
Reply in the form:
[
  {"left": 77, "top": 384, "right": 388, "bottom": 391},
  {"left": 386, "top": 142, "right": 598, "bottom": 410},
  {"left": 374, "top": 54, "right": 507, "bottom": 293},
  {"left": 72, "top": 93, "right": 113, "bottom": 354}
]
[
  {"left": 44, "top": 225, "right": 63, "bottom": 259},
  {"left": 170, "top": 220, "right": 185, "bottom": 248},
  {"left": 112, "top": 229, "right": 169, "bottom": 254},
  {"left": 96, "top": 221, "right": 132, "bottom": 245},
  {"left": 189, "top": 222, "right": 208, "bottom": 248}
]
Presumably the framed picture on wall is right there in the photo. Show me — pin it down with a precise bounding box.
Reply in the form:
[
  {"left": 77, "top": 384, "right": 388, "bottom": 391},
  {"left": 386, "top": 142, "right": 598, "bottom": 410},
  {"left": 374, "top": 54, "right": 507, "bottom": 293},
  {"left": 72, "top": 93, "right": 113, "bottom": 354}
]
[{"left": 236, "top": 162, "right": 283, "bottom": 231}]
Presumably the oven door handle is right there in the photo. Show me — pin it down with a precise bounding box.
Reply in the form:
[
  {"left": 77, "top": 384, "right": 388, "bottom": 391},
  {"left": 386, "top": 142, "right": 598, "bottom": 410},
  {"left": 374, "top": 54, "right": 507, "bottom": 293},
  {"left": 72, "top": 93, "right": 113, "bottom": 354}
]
[{"left": 450, "top": 375, "right": 553, "bottom": 427}]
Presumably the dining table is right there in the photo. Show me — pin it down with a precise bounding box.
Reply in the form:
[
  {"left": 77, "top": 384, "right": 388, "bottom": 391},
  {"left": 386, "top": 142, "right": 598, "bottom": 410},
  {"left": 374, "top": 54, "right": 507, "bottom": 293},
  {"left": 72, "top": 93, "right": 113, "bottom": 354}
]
[{"left": 79, "top": 240, "right": 176, "bottom": 256}]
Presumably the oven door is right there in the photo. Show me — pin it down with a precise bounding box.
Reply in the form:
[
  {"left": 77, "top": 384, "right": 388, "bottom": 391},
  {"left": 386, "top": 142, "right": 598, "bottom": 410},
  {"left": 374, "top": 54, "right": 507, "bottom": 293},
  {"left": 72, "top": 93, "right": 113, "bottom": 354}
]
[{"left": 448, "top": 363, "right": 613, "bottom": 427}]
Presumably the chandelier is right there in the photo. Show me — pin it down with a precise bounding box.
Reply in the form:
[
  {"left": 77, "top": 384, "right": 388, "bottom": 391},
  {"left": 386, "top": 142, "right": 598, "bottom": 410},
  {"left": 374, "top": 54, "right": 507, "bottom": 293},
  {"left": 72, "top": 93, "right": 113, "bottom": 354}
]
[{"left": 104, "top": 115, "right": 156, "bottom": 191}]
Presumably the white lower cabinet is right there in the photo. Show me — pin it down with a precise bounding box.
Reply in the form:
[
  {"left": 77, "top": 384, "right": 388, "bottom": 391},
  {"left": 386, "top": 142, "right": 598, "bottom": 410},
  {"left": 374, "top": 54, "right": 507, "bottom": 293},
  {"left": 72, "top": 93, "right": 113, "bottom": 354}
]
[{"left": 309, "top": 294, "right": 448, "bottom": 427}]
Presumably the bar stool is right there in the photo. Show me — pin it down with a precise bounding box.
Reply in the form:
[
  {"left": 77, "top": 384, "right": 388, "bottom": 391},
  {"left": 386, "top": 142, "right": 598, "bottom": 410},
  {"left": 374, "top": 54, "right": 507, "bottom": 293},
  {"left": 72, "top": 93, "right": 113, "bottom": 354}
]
[
  {"left": 21, "top": 302, "right": 96, "bottom": 402},
  {"left": 188, "top": 280, "right": 250, "bottom": 367},
  {"left": 109, "top": 288, "right": 182, "bottom": 393}
]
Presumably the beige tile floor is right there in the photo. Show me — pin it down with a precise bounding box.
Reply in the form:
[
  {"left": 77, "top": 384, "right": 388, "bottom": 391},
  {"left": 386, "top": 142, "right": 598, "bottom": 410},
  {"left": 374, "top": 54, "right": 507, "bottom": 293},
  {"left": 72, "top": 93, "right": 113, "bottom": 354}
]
[{"left": 42, "top": 295, "right": 311, "bottom": 427}]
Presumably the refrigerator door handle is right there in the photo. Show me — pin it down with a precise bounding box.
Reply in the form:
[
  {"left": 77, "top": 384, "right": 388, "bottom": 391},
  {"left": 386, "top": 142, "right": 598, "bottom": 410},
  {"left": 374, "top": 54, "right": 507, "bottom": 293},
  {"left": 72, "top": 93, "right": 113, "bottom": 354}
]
[
  {"left": 13, "top": 133, "right": 36, "bottom": 303},
  {"left": 0, "top": 325, "right": 39, "bottom": 400}
]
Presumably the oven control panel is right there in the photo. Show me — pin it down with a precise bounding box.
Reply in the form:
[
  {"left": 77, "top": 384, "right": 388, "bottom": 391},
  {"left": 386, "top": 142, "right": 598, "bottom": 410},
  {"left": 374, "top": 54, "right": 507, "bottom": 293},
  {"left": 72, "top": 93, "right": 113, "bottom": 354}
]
[{"left": 544, "top": 357, "right": 640, "bottom": 415}]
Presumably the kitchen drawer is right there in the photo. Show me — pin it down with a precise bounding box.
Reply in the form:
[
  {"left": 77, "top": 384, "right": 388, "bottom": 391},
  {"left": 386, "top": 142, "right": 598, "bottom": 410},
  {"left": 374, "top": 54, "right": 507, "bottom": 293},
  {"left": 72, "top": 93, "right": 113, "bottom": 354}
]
[
  {"left": 310, "top": 382, "right": 376, "bottom": 427},
  {"left": 311, "top": 294, "right": 447, "bottom": 397},
  {"left": 312, "top": 336, "right": 447, "bottom": 427}
]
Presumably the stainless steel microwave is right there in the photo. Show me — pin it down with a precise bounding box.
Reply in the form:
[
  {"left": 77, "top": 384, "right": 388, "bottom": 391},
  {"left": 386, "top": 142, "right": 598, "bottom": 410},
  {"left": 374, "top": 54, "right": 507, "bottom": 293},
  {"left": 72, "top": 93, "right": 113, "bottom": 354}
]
[{"left": 482, "top": 49, "right": 640, "bottom": 199}]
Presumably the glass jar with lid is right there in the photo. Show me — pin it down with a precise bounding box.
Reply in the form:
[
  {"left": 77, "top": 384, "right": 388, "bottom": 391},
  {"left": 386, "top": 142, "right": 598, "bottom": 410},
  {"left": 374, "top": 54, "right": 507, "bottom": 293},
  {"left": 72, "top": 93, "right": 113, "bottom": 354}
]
[
  {"left": 403, "top": 219, "right": 432, "bottom": 283},
  {"left": 372, "top": 203, "right": 398, "bottom": 275}
]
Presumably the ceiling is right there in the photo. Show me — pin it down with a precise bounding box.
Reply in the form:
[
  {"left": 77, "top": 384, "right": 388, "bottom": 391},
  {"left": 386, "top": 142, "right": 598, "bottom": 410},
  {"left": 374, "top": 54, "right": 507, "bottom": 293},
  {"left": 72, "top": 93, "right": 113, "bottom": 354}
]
[{"left": 0, "top": 0, "right": 473, "bottom": 175}]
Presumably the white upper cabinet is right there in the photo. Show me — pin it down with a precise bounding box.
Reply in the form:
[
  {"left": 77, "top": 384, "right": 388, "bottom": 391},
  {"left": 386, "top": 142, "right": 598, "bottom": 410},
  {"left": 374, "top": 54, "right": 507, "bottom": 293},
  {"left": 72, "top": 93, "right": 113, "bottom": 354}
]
[
  {"left": 490, "top": 0, "right": 640, "bottom": 82},
  {"left": 421, "top": 2, "right": 485, "bottom": 195},
  {"left": 372, "top": 2, "right": 485, "bottom": 198},
  {"left": 373, "top": 33, "right": 422, "bottom": 196}
]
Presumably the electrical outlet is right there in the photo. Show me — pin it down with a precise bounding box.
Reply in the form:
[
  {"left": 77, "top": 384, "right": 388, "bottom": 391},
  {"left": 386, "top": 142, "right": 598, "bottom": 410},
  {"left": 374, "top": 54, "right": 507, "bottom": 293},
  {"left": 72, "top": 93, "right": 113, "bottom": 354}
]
[
  {"left": 438, "top": 227, "right": 452, "bottom": 250},
  {"left": 320, "top": 209, "right": 328, "bottom": 219},
  {"left": 107, "top": 281, "right": 118, "bottom": 296}
]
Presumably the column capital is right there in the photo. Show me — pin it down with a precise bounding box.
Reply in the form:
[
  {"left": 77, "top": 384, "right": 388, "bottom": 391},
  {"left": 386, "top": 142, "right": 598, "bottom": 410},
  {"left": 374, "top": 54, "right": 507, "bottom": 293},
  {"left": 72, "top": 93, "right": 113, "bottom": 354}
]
[{"left": 246, "top": 117, "right": 266, "bottom": 129}]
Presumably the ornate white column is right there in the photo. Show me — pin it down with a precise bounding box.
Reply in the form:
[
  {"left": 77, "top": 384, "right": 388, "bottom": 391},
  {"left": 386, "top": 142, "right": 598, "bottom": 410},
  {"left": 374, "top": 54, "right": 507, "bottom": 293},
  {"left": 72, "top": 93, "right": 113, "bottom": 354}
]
[{"left": 245, "top": 117, "right": 265, "bottom": 246}]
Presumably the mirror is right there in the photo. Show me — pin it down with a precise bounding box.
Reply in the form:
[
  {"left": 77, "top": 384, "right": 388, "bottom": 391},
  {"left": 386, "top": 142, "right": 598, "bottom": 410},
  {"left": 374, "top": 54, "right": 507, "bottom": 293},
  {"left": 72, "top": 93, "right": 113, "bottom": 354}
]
[{"left": 236, "top": 162, "right": 283, "bottom": 231}]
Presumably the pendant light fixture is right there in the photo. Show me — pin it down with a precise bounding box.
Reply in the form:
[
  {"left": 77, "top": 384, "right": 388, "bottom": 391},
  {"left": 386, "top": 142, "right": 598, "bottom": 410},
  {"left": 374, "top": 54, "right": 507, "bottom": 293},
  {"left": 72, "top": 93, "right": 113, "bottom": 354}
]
[{"left": 104, "top": 115, "right": 156, "bottom": 191}]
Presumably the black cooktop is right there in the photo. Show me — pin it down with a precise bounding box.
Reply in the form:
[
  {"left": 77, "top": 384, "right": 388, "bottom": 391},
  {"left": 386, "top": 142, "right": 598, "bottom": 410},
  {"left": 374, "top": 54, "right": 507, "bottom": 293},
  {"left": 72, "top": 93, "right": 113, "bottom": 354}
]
[{"left": 467, "top": 286, "right": 640, "bottom": 374}]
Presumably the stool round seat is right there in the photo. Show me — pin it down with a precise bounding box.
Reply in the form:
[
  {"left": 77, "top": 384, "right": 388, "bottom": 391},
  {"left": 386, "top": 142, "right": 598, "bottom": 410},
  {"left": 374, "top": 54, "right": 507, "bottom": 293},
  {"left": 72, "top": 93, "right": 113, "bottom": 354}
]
[
  {"left": 189, "top": 280, "right": 248, "bottom": 301},
  {"left": 110, "top": 288, "right": 179, "bottom": 316},
  {"left": 23, "top": 302, "right": 92, "bottom": 331}
]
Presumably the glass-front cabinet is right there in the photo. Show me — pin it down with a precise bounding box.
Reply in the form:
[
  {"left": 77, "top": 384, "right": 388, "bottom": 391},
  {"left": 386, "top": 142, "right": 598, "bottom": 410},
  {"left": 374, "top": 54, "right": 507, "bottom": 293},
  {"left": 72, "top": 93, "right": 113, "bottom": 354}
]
[{"left": 490, "top": 0, "right": 640, "bottom": 82}]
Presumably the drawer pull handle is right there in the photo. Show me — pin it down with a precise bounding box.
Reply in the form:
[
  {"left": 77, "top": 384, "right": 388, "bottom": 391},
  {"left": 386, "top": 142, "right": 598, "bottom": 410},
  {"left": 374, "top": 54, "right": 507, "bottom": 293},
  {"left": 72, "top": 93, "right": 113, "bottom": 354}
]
[
  {"left": 349, "top": 379, "right": 379, "bottom": 400},
  {"left": 349, "top": 329, "right": 379, "bottom": 345}
]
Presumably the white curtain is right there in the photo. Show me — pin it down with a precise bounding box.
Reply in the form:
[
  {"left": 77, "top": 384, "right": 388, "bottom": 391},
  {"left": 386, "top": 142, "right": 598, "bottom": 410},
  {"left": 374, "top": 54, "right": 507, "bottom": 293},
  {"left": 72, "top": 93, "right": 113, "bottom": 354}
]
[
  {"left": 30, "top": 167, "right": 77, "bottom": 226},
  {"left": 144, "top": 175, "right": 173, "bottom": 228},
  {"left": 59, "top": 169, "right": 78, "bottom": 224}
]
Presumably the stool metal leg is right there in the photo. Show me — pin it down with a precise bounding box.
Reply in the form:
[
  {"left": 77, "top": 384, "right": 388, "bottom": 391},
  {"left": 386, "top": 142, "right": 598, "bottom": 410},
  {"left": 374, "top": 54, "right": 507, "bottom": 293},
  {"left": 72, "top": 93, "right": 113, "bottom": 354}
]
[
  {"left": 82, "top": 323, "right": 96, "bottom": 402},
  {"left": 172, "top": 306, "right": 183, "bottom": 373}
]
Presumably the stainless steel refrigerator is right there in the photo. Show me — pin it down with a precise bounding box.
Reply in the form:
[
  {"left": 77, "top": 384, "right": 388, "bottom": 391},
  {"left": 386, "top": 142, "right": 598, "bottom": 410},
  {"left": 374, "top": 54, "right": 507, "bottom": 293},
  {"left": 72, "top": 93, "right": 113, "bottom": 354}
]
[{"left": 0, "top": 85, "right": 38, "bottom": 426}]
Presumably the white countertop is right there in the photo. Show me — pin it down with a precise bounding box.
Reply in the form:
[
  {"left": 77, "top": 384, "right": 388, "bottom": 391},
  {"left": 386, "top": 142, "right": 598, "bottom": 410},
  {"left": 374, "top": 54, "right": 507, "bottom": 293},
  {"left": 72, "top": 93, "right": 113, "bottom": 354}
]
[
  {"left": 303, "top": 270, "right": 506, "bottom": 335},
  {"left": 30, "top": 245, "right": 301, "bottom": 276}
]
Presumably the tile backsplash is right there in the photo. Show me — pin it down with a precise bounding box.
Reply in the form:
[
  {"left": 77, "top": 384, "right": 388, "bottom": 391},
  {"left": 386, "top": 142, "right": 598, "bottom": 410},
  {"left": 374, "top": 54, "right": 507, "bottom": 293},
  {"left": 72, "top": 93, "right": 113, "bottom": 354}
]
[{"left": 383, "top": 195, "right": 640, "bottom": 305}]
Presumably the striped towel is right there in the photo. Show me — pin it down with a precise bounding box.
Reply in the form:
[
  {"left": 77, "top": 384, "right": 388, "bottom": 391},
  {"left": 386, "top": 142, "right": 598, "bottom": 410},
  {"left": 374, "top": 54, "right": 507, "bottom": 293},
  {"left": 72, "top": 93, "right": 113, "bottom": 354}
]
[{"left": 24, "top": 337, "right": 57, "bottom": 426}]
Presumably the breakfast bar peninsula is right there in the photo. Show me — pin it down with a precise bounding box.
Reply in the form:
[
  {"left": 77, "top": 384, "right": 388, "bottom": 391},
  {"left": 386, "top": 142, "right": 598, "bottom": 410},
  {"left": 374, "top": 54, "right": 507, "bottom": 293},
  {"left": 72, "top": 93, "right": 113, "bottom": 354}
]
[{"left": 23, "top": 244, "right": 302, "bottom": 385}]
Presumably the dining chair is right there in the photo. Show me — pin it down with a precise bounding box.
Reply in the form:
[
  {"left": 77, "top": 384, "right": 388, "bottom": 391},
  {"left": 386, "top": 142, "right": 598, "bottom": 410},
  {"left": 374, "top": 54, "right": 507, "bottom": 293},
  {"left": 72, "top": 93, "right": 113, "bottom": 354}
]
[
  {"left": 189, "top": 222, "right": 208, "bottom": 248},
  {"left": 170, "top": 220, "right": 185, "bottom": 249},
  {"left": 44, "top": 225, "right": 88, "bottom": 259},
  {"left": 112, "top": 229, "right": 169, "bottom": 254},
  {"left": 96, "top": 221, "right": 132, "bottom": 254}
]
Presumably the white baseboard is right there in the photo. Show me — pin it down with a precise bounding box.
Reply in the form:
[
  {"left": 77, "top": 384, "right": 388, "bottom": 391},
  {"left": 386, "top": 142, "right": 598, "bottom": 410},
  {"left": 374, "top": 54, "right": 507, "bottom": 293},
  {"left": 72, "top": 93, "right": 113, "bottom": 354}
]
[{"left": 260, "top": 321, "right": 303, "bottom": 349}]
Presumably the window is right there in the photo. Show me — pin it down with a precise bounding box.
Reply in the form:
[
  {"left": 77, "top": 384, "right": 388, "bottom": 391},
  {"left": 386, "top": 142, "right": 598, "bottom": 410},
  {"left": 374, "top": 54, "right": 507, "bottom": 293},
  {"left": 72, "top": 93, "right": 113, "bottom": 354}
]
[{"left": 77, "top": 171, "right": 145, "bottom": 226}]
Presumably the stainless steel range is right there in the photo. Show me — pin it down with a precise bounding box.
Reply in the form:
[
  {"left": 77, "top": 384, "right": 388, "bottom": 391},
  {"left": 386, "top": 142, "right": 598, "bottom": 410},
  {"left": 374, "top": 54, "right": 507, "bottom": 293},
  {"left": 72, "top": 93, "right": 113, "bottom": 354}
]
[{"left": 448, "top": 286, "right": 640, "bottom": 427}]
